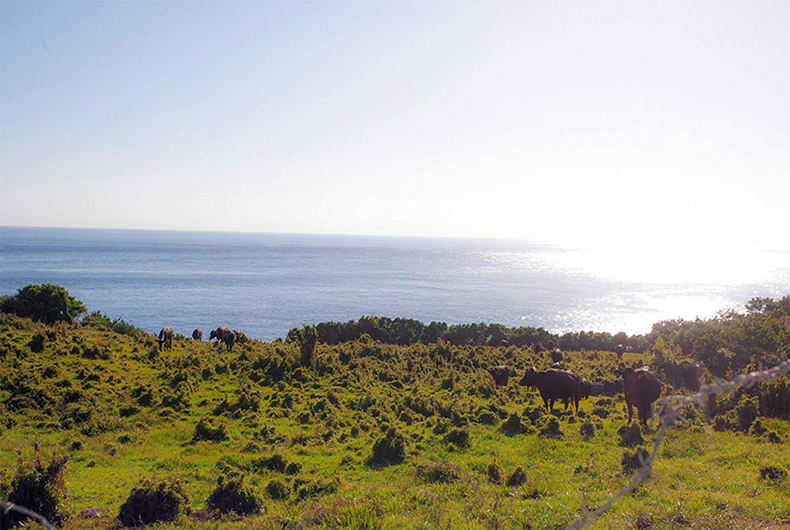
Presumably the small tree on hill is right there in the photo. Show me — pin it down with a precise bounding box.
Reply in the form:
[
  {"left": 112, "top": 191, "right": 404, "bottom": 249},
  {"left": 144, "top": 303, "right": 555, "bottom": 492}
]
[
  {"left": 289, "top": 325, "right": 317, "bottom": 367},
  {"left": 1, "top": 283, "right": 86, "bottom": 324}
]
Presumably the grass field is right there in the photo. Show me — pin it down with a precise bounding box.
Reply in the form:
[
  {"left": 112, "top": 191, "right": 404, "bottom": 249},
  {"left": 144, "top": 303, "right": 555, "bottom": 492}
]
[{"left": 1, "top": 314, "right": 788, "bottom": 529}]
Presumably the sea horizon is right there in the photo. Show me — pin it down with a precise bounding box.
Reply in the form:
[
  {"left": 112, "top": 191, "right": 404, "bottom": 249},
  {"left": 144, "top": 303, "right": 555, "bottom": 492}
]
[{"left": 1, "top": 225, "right": 788, "bottom": 342}]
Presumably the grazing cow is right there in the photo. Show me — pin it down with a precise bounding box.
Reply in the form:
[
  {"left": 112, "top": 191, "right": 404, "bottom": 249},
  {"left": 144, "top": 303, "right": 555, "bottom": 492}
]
[
  {"left": 210, "top": 326, "right": 236, "bottom": 352},
  {"left": 488, "top": 365, "right": 510, "bottom": 388},
  {"left": 232, "top": 329, "right": 247, "bottom": 344},
  {"left": 518, "top": 367, "right": 580, "bottom": 413},
  {"left": 589, "top": 381, "right": 604, "bottom": 396},
  {"left": 602, "top": 379, "right": 623, "bottom": 396},
  {"left": 192, "top": 329, "right": 203, "bottom": 341},
  {"left": 156, "top": 327, "right": 173, "bottom": 351},
  {"left": 616, "top": 367, "right": 661, "bottom": 424},
  {"left": 551, "top": 349, "right": 564, "bottom": 363},
  {"left": 579, "top": 378, "right": 592, "bottom": 399}
]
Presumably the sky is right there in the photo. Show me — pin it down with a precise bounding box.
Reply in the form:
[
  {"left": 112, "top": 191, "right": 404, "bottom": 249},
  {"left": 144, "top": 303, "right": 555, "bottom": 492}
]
[{"left": 2, "top": 0, "right": 789, "bottom": 251}]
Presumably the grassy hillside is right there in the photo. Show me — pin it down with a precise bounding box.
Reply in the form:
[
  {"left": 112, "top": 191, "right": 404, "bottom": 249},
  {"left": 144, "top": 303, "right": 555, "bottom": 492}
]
[{"left": 1, "top": 312, "right": 789, "bottom": 530}]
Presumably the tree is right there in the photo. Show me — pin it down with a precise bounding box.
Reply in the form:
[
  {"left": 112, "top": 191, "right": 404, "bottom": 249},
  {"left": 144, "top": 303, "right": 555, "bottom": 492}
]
[{"left": 1, "top": 283, "right": 86, "bottom": 324}]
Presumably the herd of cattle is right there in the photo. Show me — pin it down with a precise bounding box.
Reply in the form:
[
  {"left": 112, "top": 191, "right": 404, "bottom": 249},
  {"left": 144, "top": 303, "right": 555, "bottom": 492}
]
[
  {"left": 490, "top": 362, "right": 662, "bottom": 425},
  {"left": 155, "top": 326, "right": 247, "bottom": 352},
  {"left": 154, "top": 328, "right": 659, "bottom": 425}
]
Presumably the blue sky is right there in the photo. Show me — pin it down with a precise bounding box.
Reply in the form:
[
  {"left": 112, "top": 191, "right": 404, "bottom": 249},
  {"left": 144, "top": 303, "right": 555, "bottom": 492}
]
[{"left": 2, "top": 1, "right": 789, "bottom": 249}]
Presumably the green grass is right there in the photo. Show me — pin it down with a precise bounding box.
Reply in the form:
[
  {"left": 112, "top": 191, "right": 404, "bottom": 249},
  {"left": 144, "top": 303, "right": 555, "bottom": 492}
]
[{"left": 0, "top": 313, "right": 788, "bottom": 530}]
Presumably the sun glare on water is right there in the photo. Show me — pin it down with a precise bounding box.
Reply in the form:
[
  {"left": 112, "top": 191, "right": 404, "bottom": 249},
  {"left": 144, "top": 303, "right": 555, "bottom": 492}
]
[{"left": 558, "top": 241, "right": 788, "bottom": 286}]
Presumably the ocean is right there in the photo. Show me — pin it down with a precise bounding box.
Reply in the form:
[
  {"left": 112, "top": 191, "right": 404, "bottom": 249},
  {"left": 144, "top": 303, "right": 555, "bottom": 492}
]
[{"left": 1, "top": 226, "right": 788, "bottom": 342}]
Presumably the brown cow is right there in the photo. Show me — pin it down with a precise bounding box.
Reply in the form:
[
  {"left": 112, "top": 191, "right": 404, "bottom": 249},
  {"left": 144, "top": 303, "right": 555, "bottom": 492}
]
[
  {"left": 192, "top": 329, "right": 203, "bottom": 341},
  {"left": 518, "top": 367, "right": 580, "bottom": 413},
  {"left": 616, "top": 366, "right": 661, "bottom": 424},
  {"left": 156, "top": 327, "right": 173, "bottom": 351},
  {"left": 488, "top": 365, "right": 509, "bottom": 388},
  {"left": 232, "top": 330, "right": 247, "bottom": 344},
  {"left": 210, "top": 326, "right": 236, "bottom": 351}
]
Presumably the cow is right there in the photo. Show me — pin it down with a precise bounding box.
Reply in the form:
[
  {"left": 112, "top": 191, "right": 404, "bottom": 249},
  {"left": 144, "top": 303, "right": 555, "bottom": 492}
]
[
  {"left": 615, "top": 343, "right": 625, "bottom": 358},
  {"left": 518, "top": 367, "right": 580, "bottom": 414},
  {"left": 232, "top": 329, "right": 248, "bottom": 344},
  {"left": 616, "top": 366, "right": 661, "bottom": 424},
  {"left": 579, "top": 378, "right": 592, "bottom": 399},
  {"left": 488, "top": 365, "right": 510, "bottom": 388},
  {"left": 210, "top": 326, "right": 236, "bottom": 352},
  {"left": 156, "top": 327, "right": 173, "bottom": 351},
  {"left": 602, "top": 379, "right": 623, "bottom": 396},
  {"left": 550, "top": 348, "right": 564, "bottom": 363},
  {"left": 192, "top": 329, "right": 203, "bottom": 341}
]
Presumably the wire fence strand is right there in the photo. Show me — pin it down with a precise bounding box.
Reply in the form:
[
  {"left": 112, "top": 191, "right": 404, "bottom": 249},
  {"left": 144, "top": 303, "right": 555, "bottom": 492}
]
[{"left": 566, "top": 358, "right": 790, "bottom": 530}]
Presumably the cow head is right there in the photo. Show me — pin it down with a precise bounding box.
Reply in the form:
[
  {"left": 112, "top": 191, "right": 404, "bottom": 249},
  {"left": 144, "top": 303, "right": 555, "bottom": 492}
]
[{"left": 518, "top": 367, "right": 538, "bottom": 387}]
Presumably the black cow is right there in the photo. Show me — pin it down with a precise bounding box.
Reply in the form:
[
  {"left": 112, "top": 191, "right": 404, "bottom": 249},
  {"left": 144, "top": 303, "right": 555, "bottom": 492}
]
[
  {"left": 210, "top": 326, "right": 236, "bottom": 351},
  {"left": 615, "top": 343, "right": 625, "bottom": 358},
  {"left": 617, "top": 367, "right": 661, "bottom": 424},
  {"left": 518, "top": 367, "right": 580, "bottom": 413},
  {"left": 488, "top": 365, "right": 509, "bottom": 388},
  {"left": 579, "top": 378, "right": 592, "bottom": 399},
  {"left": 602, "top": 379, "right": 623, "bottom": 396},
  {"left": 192, "top": 329, "right": 203, "bottom": 341},
  {"left": 156, "top": 327, "right": 173, "bottom": 351},
  {"left": 550, "top": 349, "right": 564, "bottom": 363}
]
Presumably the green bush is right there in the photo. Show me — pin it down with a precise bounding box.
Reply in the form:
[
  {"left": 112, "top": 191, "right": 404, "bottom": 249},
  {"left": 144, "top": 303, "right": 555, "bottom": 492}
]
[
  {"left": 192, "top": 417, "right": 229, "bottom": 443},
  {"left": 618, "top": 423, "right": 644, "bottom": 447},
  {"left": 579, "top": 420, "right": 595, "bottom": 439},
  {"left": 538, "top": 417, "right": 563, "bottom": 438},
  {"left": 416, "top": 460, "right": 460, "bottom": 484},
  {"left": 621, "top": 448, "right": 650, "bottom": 475},
  {"left": 117, "top": 478, "right": 189, "bottom": 527},
  {"left": 369, "top": 427, "right": 406, "bottom": 465},
  {"left": 206, "top": 475, "right": 263, "bottom": 515},
  {"left": 487, "top": 461, "right": 503, "bottom": 484},
  {"left": 500, "top": 413, "right": 526, "bottom": 435},
  {"left": 506, "top": 466, "right": 528, "bottom": 487},
  {"left": 443, "top": 427, "right": 470, "bottom": 448},
  {"left": 1, "top": 283, "right": 86, "bottom": 324},
  {"left": 735, "top": 394, "right": 759, "bottom": 433},
  {"left": 265, "top": 478, "right": 290, "bottom": 500},
  {"left": 3, "top": 444, "right": 70, "bottom": 528}
]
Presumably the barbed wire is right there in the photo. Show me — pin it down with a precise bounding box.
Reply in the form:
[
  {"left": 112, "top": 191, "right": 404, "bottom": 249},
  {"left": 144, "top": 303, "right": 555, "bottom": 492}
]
[
  {"left": 1, "top": 499, "right": 55, "bottom": 530},
  {"left": 566, "top": 358, "right": 790, "bottom": 530}
]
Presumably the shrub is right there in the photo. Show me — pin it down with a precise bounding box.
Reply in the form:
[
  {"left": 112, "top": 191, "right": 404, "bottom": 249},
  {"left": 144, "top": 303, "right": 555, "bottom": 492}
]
[
  {"left": 487, "top": 461, "right": 503, "bottom": 484},
  {"left": 206, "top": 475, "right": 263, "bottom": 515},
  {"left": 500, "top": 413, "right": 526, "bottom": 435},
  {"left": 369, "top": 427, "right": 406, "bottom": 465},
  {"left": 621, "top": 448, "right": 650, "bottom": 475},
  {"left": 580, "top": 420, "right": 595, "bottom": 439},
  {"left": 1, "top": 283, "right": 86, "bottom": 324},
  {"left": 506, "top": 466, "right": 528, "bottom": 487},
  {"left": 759, "top": 466, "right": 786, "bottom": 482},
  {"left": 265, "top": 478, "right": 290, "bottom": 500},
  {"left": 117, "top": 478, "right": 189, "bottom": 527},
  {"left": 735, "top": 394, "right": 759, "bottom": 433},
  {"left": 3, "top": 444, "right": 69, "bottom": 528},
  {"left": 538, "top": 417, "right": 563, "bottom": 438},
  {"left": 618, "top": 423, "right": 644, "bottom": 447},
  {"left": 443, "top": 427, "right": 470, "bottom": 448},
  {"left": 416, "top": 460, "right": 460, "bottom": 484},
  {"left": 28, "top": 333, "right": 46, "bottom": 353},
  {"left": 192, "top": 417, "right": 229, "bottom": 443},
  {"left": 295, "top": 478, "right": 338, "bottom": 500}
]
